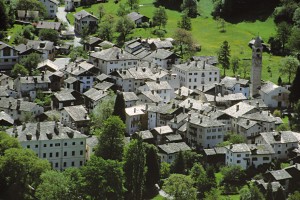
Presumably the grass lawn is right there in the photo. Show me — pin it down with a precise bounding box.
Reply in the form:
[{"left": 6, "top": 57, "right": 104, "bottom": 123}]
[
  {"left": 6, "top": 24, "right": 23, "bottom": 46},
  {"left": 152, "top": 194, "right": 165, "bottom": 200},
  {"left": 221, "top": 194, "right": 240, "bottom": 200},
  {"left": 282, "top": 116, "right": 289, "bottom": 124},
  {"left": 66, "top": 0, "right": 284, "bottom": 83}
]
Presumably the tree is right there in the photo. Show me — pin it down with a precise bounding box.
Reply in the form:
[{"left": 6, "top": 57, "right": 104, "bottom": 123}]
[
  {"left": 288, "top": 191, "right": 300, "bottom": 200},
  {"left": 266, "top": 182, "right": 274, "bottom": 200},
  {"left": 144, "top": 144, "right": 160, "bottom": 193},
  {"left": 181, "top": 0, "right": 198, "bottom": 18},
  {"left": 35, "top": 171, "right": 71, "bottom": 200},
  {"left": 20, "top": 53, "right": 41, "bottom": 74},
  {"left": 63, "top": 167, "right": 85, "bottom": 199},
  {"left": 204, "top": 188, "right": 222, "bottom": 200},
  {"left": 289, "top": 67, "right": 300, "bottom": 104},
  {"left": 152, "top": 6, "right": 168, "bottom": 29},
  {"left": 0, "top": 0, "right": 9, "bottom": 30},
  {"left": 23, "top": 25, "right": 35, "bottom": 40},
  {"left": 160, "top": 162, "right": 170, "bottom": 179},
  {"left": 163, "top": 174, "right": 197, "bottom": 200},
  {"left": 0, "top": 132, "right": 20, "bottom": 156},
  {"left": 117, "top": 3, "right": 130, "bottom": 17},
  {"left": 231, "top": 56, "right": 240, "bottom": 76},
  {"left": 171, "top": 150, "right": 185, "bottom": 174},
  {"left": 279, "top": 56, "right": 299, "bottom": 84},
  {"left": 276, "top": 22, "right": 291, "bottom": 53},
  {"left": 240, "top": 184, "right": 265, "bottom": 200},
  {"left": 127, "top": 0, "right": 139, "bottom": 11},
  {"left": 69, "top": 46, "right": 88, "bottom": 62},
  {"left": 123, "top": 138, "right": 146, "bottom": 200},
  {"left": 98, "top": 4, "right": 106, "bottom": 21},
  {"left": 274, "top": 187, "right": 285, "bottom": 200},
  {"left": 15, "top": 0, "right": 47, "bottom": 18},
  {"left": 287, "top": 27, "right": 300, "bottom": 53},
  {"left": 39, "top": 29, "right": 59, "bottom": 44},
  {"left": 0, "top": 148, "right": 51, "bottom": 199},
  {"left": 113, "top": 91, "right": 126, "bottom": 123},
  {"left": 218, "top": 40, "right": 231, "bottom": 76},
  {"left": 220, "top": 165, "right": 246, "bottom": 188},
  {"left": 182, "top": 151, "right": 201, "bottom": 172},
  {"left": 173, "top": 28, "right": 196, "bottom": 59},
  {"left": 115, "top": 16, "right": 135, "bottom": 44},
  {"left": 98, "top": 15, "right": 115, "bottom": 41},
  {"left": 278, "top": 76, "right": 283, "bottom": 86},
  {"left": 80, "top": 25, "right": 90, "bottom": 44},
  {"left": 90, "top": 91, "right": 115, "bottom": 130},
  {"left": 217, "top": 132, "right": 246, "bottom": 147},
  {"left": 177, "top": 12, "right": 192, "bottom": 30},
  {"left": 11, "top": 63, "right": 29, "bottom": 77},
  {"left": 81, "top": 156, "right": 125, "bottom": 199},
  {"left": 239, "top": 59, "right": 251, "bottom": 78},
  {"left": 94, "top": 116, "right": 125, "bottom": 160}
]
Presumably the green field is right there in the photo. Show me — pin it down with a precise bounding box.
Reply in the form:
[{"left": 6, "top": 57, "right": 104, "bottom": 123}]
[{"left": 66, "top": 0, "right": 284, "bottom": 83}]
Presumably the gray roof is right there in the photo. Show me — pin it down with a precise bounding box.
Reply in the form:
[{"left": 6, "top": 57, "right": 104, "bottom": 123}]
[
  {"left": 247, "top": 143, "right": 275, "bottom": 155},
  {"left": 241, "top": 111, "right": 277, "bottom": 123},
  {"left": 0, "top": 41, "right": 14, "bottom": 50},
  {"left": 84, "top": 88, "right": 108, "bottom": 102},
  {"left": 165, "top": 134, "right": 182, "bottom": 142},
  {"left": 220, "top": 76, "right": 249, "bottom": 88},
  {"left": 259, "top": 131, "right": 300, "bottom": 144},
  {"left": 36, "top": 21, "right": 61, "bottom": 30},
  {"left": 140, "top": 91, "right": 162, "bottom": 103},
  {"left": 146, "top": 49, "right": 178, "bottom": 60},
  {"left": 223, "top": 102, "right": 257, "bottom": 119},
  {"left": 93, "top": 81, "right": 114, "bottom": 91},
  {"left": 0, "top": 111, "right": 14, "bottom": 125},
  {"left": 260, "top": 81, "right": 289, "bottom": 94},
  {"left": 151, "top": 40, "right": 173, "bottom": 49},
  {"left": 123, "top": 92, "right": 139, "bottom": 102},
  {"left": 175, "top": 86, "right": 195, "bottom": 97},
  {"left": 86, "top": 135, "right": 98, "bottom": 147},
  {"left": 87, "top": 36, "right": 102, "bottom": 45},
  {"left": 6, "top": 121, "right": 87, "bottom": 142},
  {"left": 237, "top": 118, "right": 259, "bottom": 129},
  {"left": 65, "top": 61, "right": 98, "bottom": 76},
  {"left": 191, "top": 56, "right": 218, "bottom": 65},
  {"left": 19, "top": 75, "right": 51, "bottom": 84},
  {"left": 205, "top": 93, "right": 247, "bottom": 102},
  {"left": 189, "top": 112, "right": 224, "bottom": 128},
  {"left": 268, "top": 170, "right": 292, "bottom": 181},
  {"left": 63, "top": 105, "right": 89, "bottom": 122},
  {"left": 37, "top": 59, "right": 60, "bottom": 71},
  {"left": 145, "top": 81, "right": 172, "bottom": 90},
  {"left": 243, "top": 99, "right": 268, "bottom": 109},
  {"left": 96, "top": 74, "right": 109, "bottom": 82},
  {"left": 0, "top": 98, "right": 41, "bottom": 112},
  {"left": 74, "top": 10, "right": 98, "bottom": 20},
  {"left": 90, "top": 47, "right": 138, "bottom": 61},
  {"left": 54, "top": 90, "right": 76, "bottom": 102},
  {"left": 135, "top": 130, "right": 154, "bottom": 140},
  {"left": 158, "top": 142, "right": 191, "bottom": 154},
  {"left": 26, "top": 40, "right": 54, "bottom": 51},
  {"left": 153, "top": 125, "right": 173, "bottom": 135},
  {"left": 173, "top": 61, "right": 219, "bottom": 72},
  {"left": 127, "top": 12, "right": 148, "bottom": 22},
  {"left": 170, "top": 113, "right": 188, "bottom": 124},
  {"left": 226, "top": 143, "right": 250, "bottom": 153},
  {"left": 64, "top": 77, "right": 80, "bottom": 84}
]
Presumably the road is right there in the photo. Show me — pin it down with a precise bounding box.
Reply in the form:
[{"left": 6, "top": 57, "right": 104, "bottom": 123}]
[{"left": 56, "top": 7, "right": 81, "bottom": 47}]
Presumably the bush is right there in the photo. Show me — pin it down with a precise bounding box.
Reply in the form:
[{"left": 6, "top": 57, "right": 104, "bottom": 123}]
[
  {"left": 152, "top": 29, "right": 166, "bottom": 38},
  {"left": 273, "top": 109, "right": 281, "bottom": 117},
  {"left": 140, "top": 22, "right": 150, "bottom": 28}
]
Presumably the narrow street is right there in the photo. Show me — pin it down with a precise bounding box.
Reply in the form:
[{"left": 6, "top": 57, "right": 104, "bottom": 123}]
[{"left": 56, "top": 7, "right": 81, "bottom": 47}]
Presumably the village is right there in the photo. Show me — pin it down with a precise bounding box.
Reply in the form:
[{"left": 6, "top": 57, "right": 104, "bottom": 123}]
[{"left": 1, "top": 0, "right": 300, "bottom": 199}]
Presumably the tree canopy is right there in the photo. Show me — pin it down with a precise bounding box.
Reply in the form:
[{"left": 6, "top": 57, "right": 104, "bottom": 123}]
[
  {"left": 279, "top": 56, "right": 300, "bottom": 84},
  {"left": 152, "top": 6, "right": 168, "bottom": 29},
  {"left": 39, "top": 29, "right": 60, "bottom": 45},
  {"left": 218, "top": 40, "right": 231, "bottom": 76},
  {"left": 181, "top": 0, "right": 198, "bottom": 18}
]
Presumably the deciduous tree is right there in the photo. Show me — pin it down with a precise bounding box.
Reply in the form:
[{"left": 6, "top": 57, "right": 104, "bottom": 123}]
[
  {"left": 279, "top": 56, "right": 299, "bottom": 84},
  {"left": 94, "top": 116, "right": 125, "bottom": 160},
  {"left": 181, "top": 0, "right": 198, "bottom": 18},
  {"left": 39, "top": 29, "right": 59, "bottom": 44},
  {"left": 20, "top": 53, "right": 41, "bottom": 74},
  {"left": 115, "top": 16, "right": 135, "bottom": 44},
  {"left": 11, "top": 63, "right": 29, "bottom": 77},
  {"left": 177, "top": 12, "right": 192, "bottom": 30},
  {"left": 231, "top": 56, "right": 240, "bottom": 76},
  {"left": 0, "top": 132, "right": 20, "bottom": 156},
  {"left": 173, "top": 28, "right": 196, "bottom": 59},
  {"left": 276, "top": 22, "right": 291, "bottom": 53},
  {"left": 152, "top": 6, "right": 168, "bottom": 29}
]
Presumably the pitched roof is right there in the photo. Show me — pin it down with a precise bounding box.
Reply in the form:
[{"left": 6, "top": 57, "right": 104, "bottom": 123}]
[
  {"left": 0, "top": 111, "right": 14, "bottom": 125},
  {"left": 146, "top": 49, "right": 178, "bottom": 60},
  {"left": 226, "top": 143, "right": 250, "bottom": 153},
  {"left": 19, "top": 75, "right": 51, "bottom": 84},
  {"left": 153, "top": 125, "right": 173, "bottom": 135},
  {"left": 36, "top": 21, "right": 61, "bottom": 30},
  {"left": 127, "top": 12, "right": 148, "bottom": 22},
  {"left": 145, "top": 81, "right": 172, "bottom": 90},
  {"left": 174, "top": 61, "right": 219, "bottom": 72},
  {"left": 90, "top": 47, "right": 138, "bottom": 61},
  {"left": 0, "top": 98, "right": 41, "bottom": 112},
  {"left": 135, "top": 130, "right": 154, "bottom": 140},
  {"left": 268, "top": 170, "right": 292, "bottom": 181},
  {"left": 158, "top": 142, "right": 191, "bottom": 154},
  {"left": 125, "top": 105, "right": 146, "bottom": 116},
  {"left": 140, "top": 91, "right": 163, "bottom": 103},
  {"left": 123, "top": 92, "right": 139, "bottom": 102},
  {"left": 63, "top": 105, "right": 89, "bottom": 122},
  {"left": 259, "top": 131, "right": 300, "bottom": 144},
  {"left": 37, "top": 59, "right": 60, "bottom": 71},
  {"left": 260, "top": 81, "right": 289, "bottom": 94},
  {"left": 83, "top": 88, "right": 108, "bottom": 102},
  {"left": 74, "top": 10, "right": 98, "bottom": 20},
  {"left": 93, "top": 81, "right": 114, "bottom": 91},
  {"left": 223, "top": 102, "right": 257, "bottom": 119},
  {"left": 54, "top": 90, "right": 76, "bottom": 102},
  {"left": 247, "top": 143, "right": 275, "bottom": 155},
  {"left": 205, "top": 93, "right": 247, "bottom": 102},
  {"left": 220, "top": 76, "right": 249, "bottom": 88}
]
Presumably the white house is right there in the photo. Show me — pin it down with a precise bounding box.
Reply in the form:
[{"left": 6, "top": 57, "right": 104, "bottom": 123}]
[
  {"left": 74, "top": 10, "right": 98, "bottom": 34},
  {"left": 15, "top": 40, "right": 55, "bottom": 60},
  {"left": 225, "top": 143, "right": 251, "bottom": 170},
  {"left": 0, "top": 42, "right": 19, "bottom": 71},
  {"left": 255, "top": 131, "right": 300, "bottom": 160},
  {"left": 123, "top": 92, "right": 139, "bottom": 107},
  {"left": 143, "top": 49, "right": 180, "bottom": 70},
  {"left": 39, "top": 0, "right": 59, "bottom": 18},
  {"left": 90, "top": 47, "right": 140, "bottom": 75},
  {"left": 158, "top": 142, "right": 191, "bottom": 163},
  {"left": 6, "top": 121, "right": 87, "bottom": 171},
  {"left": 83, "top": 88, "right": 108, "bottom": 111},
  {"left": 259, "top": 81, "right": 290, "bottom": 108},
  {"left": 220, "top": 76, "right": 250, "bottom": 98},
  {"left": 0, "top": 98, "right": 44, "bottom": 122},
  {"left": 65, "top": 0, "right": 80, "bottom": 12},
  {"left": 125, "top": 105, "right": 146, "bottom": 135},
  {"left": 173, "top": 60, "right": 220, "bottom": 90}
]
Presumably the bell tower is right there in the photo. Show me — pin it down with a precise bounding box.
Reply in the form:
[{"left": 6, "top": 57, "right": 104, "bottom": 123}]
[{"left": 250, "top": 36, "right": 263, "bottom": 97}]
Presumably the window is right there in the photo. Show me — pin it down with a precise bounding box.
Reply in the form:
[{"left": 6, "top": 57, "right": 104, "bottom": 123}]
[
  {"left": 194, "top": 78, "right": 197, "bottom": 82},
  {"left": 56, "top": 152, "right": 59, "bottom": 157},
  {"left": 80, "top": 141, "right": 84, "bottom": 145},
  {"left": 237, "top": 160, "right": 241, "bottom": 163},
  {"left": 237, "top": 154, "right": 241, "bottom": 157},
  {"left": 278, "top": 151, "right": 281, "bottom": 154},
  {"left": 64, "top": 152, "right": 67, "bottom": 156},
  {"left": 212, "top": 136, "right": 216, "bottom": 139},
  {"left": 87, "top": 76, "right": 90, "bottom": 79},
  {"left": 4, "top": 59, "right": 8, "bottom": 62},
  {"left": 50, "top": 153, "right": 53, "bottom": 157},
  {"left": 64, "top": 162, "right": 67, "bottom": 167},
  {"left": 252, "top": 157, "right": 257, "bottom": 161},
  {"left": 35, "top": 144, "right": 38, "bottom": 148},
  {"left": 189, "top": 78, "right": 191, "bottom": 82},
  {"left": 72, "top": 142, "right": 76, "bottom": 145},
  {"left": 194, "top": 73, "right": 198, "bottom": 75},
  {"left": 214, "top": 77, "right": 217, "bottom": 81},
  {"left": 72, "top": 151, "right": 75, "bottom": 156},
  {"left": 3, "top": 48, "right": 10, "bottom": 56},
  {"left": 64, "top": 142, "right": 67, "bottom": 146},
  {"left": 55, "top": 143, "right": 60, "bottom": 147},
  {"left": 80, "top": 161, "right": 83, "bottom": 166},
  {"left": 189, "top": 73, "right": 192, "bottom": 75},
  {"left": 43, "top": 144, "right": 47, "bottom": 147},
  {"left": 43, "top": 153, "right": 46, "bottom": 158},
  {"left": 207, "top": 136, "right": 211, "bottom": 139},
  {"left": 80, "top": 150, "right": 83, "bottom": 155},
  {"left": 50, "top": 144, "right": 53, "bottom": 147},
  {"left": 87, "top": 81, "right": 90, "bottom": 84},
  {"left": 209, "top": 78, "right": 212, "bottom": 81},
  {"left": 72, "top": 162, "right": 75, "bottom": 166},
  {"left": 263, "top": 157, "right": 269, "bottom": 161}
]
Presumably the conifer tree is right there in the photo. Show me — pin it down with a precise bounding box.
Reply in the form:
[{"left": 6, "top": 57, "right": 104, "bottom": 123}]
[
  {"left": 171, "top": 151, "right": 185, "bottom": 174},
  {"left": 289, "top": 66, "right": 300, "bottom": 105},
  {"left": 113, "top": 91, "right": 126, "bottom": 123}
]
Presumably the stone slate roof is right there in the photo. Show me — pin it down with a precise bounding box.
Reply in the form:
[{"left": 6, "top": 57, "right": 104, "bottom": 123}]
[
  {"left": 165, "top": 134, "right": 182, "bottom": 142},
  {"left": 84, "top": 88, "right": 107, "bottom": 102},
  {"left": 96, "top": 74, "right": 109, "bottom": 82},
  {"left": 260, "top": 81, "right": 289, "bottom": 94},
  {"left": 86, "top": 135, "right": 98, "bottom": 147},
  {"left": 178, "top": 122, "right": 187, "bottom": 132},
  {"left": 151, "top": 40, "right": 173, "bottom": 49},
  {"left": 65, "top": 61, "right": 98, "bottom": 76},
  {"left": 54, "top": 90, "right": 76, "bottom": 102},
  {"left": 146, "top": 100, "right": 181, "bottom": 114},
  {"left": 127, "top": 12, "right": 148, "bottom": 22},
  {"left": 241, "top": 111, "right": 277, "bottom": 123},
  {"left": 63, "top": 105, "right": 89, "bottom": 122},
  {"left": 205, "top": 93, "right": 247, "bottom": 102},
  {"left": 87, "top": 36, "right": 102, "bottom": 45},
  {"left": 237, "top": 118, "right": 259, "bottom": 129},
  {"left": 189, "top": 112, "right": 224, "bottom": 128},
  {"left": 173, "top": 61, "right": 219, "bottom": 72},
  {"left": 255, "top": 180, "right": 282, "bottom": 192},
  {"left": 174, "top": 86, "right": 195, "bottom": 97},
  {"left": 37, "top": 59, "right": 60, "bottom": 71},
  {"left": 0, "top": 41, "right": 14, "bottom": 50},
  {"left": 191, "top": 56, "right": 218, "bottom": 65},
  {"left": 226, "top": 143, "right": 250, "bottom": 153},
  {"left": 140, "top": 91, "right": 162, "bottom": 103},
  {"left": 0, "top": 111, "right": 14, "bottom": 125},
  {"left": 6, "top": 121, "right": 87, "bottom": 142},
  {"left": 153, "top": 125, "right": 173, "bottom": 135},
  {"left": 36, "top": 21, "right": 61, "bottom": 30},
  {"left": 145, "top": 81, "right": 172, "bottom": 90},
  {"left": 146, "top": 49, "right": 178, "bottom": 60},
  {"left": 135, "top": 130, "right": 154, "bottom": 140},
  {"left": 223, "top": 102, "right": 257, "bottom": 119},
  {"left": 179, "top": 98, "right": 211, "bottom": 112},
  {"left": 93, "top": 81, "right": 114, "bottom": 91},
  {"left": 125, "top": 105, "right": 146, "bottom": 116},
  {"left": 220, "top": 76, "right": 249, "bottom": 88},
  {"left": 0, "top": 98, "right": 41, "bottom": 112},
  {"left": 74, "top": 10, "right": 98, "bottom": 20},
  {"left": 64, "top": 77, "right": 80, "bottom": 84},
  {"left": 268, "top": 170, "right": 292, "bottom": 181},
  {"left": 259, "top": 131, "right": 300, "bottom": 144},
  {"left": 19, "top": 75, "right": 51, "bottom": 84},
  {"left": 158, "top": 142, "right": 191, "bottom": 154},
  {"left": 123, "top": 92, "right": 139, "bottom": 102},
  {"left": 243, "top": 99, "right": 268, "bottom": 109},
  {"left": 26, "top": 40, "right": 54, "bottom": 51},
  {"left": 247, "top": 143, "right": 275, "bottom": 155},
  {"left": 90, "top": 47, "right": 138, "bottom": 61},
  {"left": 169, "top": 113, "right": 188, "bottom": 124}
]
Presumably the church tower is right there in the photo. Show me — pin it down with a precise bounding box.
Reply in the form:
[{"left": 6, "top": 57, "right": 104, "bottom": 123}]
[{"left": 250, "top": 36, "right": 263, "bottom": 97}]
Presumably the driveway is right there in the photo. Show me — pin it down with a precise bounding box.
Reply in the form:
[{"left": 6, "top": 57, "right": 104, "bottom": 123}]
[{"left": 56, "top": 7, "right": 81, "bottom": 47}]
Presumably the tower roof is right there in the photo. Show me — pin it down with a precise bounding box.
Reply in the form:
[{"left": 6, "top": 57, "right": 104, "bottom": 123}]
[{"left": 253, "top": 36, "right": 263, "bottom": 47}]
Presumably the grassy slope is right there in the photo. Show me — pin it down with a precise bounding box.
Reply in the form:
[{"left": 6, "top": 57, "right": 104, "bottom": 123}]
[{"left": 67, "top": 0, "right": 284, "bottom": 83}]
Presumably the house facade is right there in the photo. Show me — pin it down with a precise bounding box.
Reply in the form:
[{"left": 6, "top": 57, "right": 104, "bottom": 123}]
[
  {"left": 74, "top": 10, "right": 98, "bottom": 34},
  {"left": 0, "top": 42, "right": 19, "bottom": 71}
]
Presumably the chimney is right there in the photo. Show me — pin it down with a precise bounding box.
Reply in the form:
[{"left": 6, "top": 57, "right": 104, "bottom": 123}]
[
  {"left": 178, "top": 88, "right": 181, "bottom": 95},
  {"left": 172, "top": 103, "right": 175, "bottom": 109},
  {"left": 174, "top": 114, "right": 177, "bottom": 123},
  {"left": 188, "top": 113, "right": 191, "bottom": 121},
  {"left": 214, "top": 83, "right": 218, "bottom": 96},
  {"left": 236, "top": 104, "right": 239, "bottom": 112},
  {"left": 256, "top": 101, "right": 259, "bottom": 108},
  {"left": 221, "top": 83, "right": 225, "bottom": 96},
  {"left": 236, "top": 75, "right": 240, "bottom": 81},
  {"left": 67, "top": 131, "right": 74, "bottom": 138},
  {"left": 230, "top": 143, "right": 233, "bottom": 149},
  {"left": 190, "top": 102, "right": 193, "bottom": 108},
  {"left": 84, "top": 113, "right": 88, "bottom": 119},
  {"left": 202, "top": 85, "right": 204, "bottom": 92},
  {"left": 36, "top": 122, "right": 40, "bottom": 140},
  {"left": 145, "top": 104, "right": 148, "bottom": 111},
  {"left": 54, "top": 121, "right": 59, "bottom": 135},
  {"left": 41, "top": 71, "right": 45, "bottom": 81},
  {"left": 246, "top": 120, "right": 250, "bottom": 125},
  {"left": 203, "top": 61, "right": 205, "bottom": 69},
  {"left": 156, "top": 78, "right": 160, "bottom": 84},
  {"left": 134, "top": 108, "right": 136, "bottom": 113},
  {"left": 183, "top": 106, "right": 186, "bottom": 113},
  {"left": 26, "top": 133, "right": 32, "bottom": 140}
]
